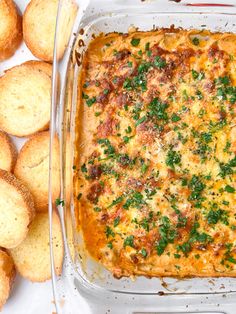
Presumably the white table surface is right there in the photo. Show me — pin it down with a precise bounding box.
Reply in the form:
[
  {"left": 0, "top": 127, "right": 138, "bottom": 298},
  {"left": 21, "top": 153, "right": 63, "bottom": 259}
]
[{"left": 1, "top": 0, "right": 55, "bottom": 313}]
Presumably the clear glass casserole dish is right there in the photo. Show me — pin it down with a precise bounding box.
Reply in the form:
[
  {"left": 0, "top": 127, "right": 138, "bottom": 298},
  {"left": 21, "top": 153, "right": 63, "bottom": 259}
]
[{"left": 49, "top": 1, "right": 236, "bottom": 313}]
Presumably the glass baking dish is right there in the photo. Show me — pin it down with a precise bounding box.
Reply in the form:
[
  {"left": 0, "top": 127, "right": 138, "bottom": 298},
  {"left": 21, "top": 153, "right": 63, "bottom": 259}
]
[{"left": 49, "top": 1, "right": 236, "bottom": 313}]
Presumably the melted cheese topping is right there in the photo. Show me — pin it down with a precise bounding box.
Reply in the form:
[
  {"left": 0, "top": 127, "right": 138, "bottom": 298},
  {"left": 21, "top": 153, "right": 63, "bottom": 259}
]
[{"left": 75, "top": 28, "right": 236, "bottom": 278}]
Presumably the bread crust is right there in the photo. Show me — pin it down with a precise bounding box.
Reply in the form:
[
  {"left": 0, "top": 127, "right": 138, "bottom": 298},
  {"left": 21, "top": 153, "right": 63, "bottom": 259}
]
[
  {"left": 22, "top": 60, "right": 52, "bottom": 78},
  {"left": 14, "top": 131, "right": 60, "bottom": 212},
  {"left": 0, "top": 61, "right": 52, "bottom": 137},
  {"left": 0, "top": 0, "right": 22, "bottom": 61},
  {"left": 0, "top": 170, "right": 35, "bottom": 249},
  {"left": 0, "top": 131, "right": 17, "bottom": 172},
  {"left": 23, "top": 0, "right": 77, "bottom": 62},
  {"left": 0, "top": 249, "right": 16, "bottom": 310},
  {"left": 10, "top": 211, "right": 63, "bottom": 282}
]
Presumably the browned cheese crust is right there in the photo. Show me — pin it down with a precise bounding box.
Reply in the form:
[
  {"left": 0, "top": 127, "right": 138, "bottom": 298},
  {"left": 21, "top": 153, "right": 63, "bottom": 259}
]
[{"left": 75, "top": 29, "right": 236, "bottom": 278}]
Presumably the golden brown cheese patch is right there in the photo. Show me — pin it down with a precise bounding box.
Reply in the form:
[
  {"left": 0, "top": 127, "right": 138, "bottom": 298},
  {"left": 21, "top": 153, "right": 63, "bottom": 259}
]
[{"left": 75, "top": 28, "right": 236, "bottom": 278}]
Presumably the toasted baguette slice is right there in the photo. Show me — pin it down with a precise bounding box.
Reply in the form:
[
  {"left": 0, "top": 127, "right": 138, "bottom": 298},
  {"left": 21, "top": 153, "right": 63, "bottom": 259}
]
[
  {"left": 0, "top": 131, "right": 17, "bottom": 172},
  {"left": 14, "top": 131, "right": 60, "bottom": 212},
  {"left": 10, "top": 211, "right": 63, "bottom": 282},
  {"left": 0, "top": 61, "right": 52, "bottom": 137},
  {"left": 23, "top": 60, "right": 52, "bottom": 77},
  {"left": 0, "top": 0, "right": 22, "bottom": 61},
  {"left": 0, "top": 170, "right": 35, "bottom": 249},
  {"left": 23, "top": 0, "right": 78, "bottom": 62},
  {"left": 0, "top": 249, "right": 16, "bottom": 310}
]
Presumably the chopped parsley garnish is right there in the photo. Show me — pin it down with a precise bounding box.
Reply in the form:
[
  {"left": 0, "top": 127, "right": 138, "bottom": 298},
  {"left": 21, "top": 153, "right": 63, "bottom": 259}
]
[
  {"left": 192, "top": 69, "right": 205, "bottom": 80},
  {"left": 145, "top": 42, "right": 150, "bottom": 51},
  {"left": 82, "top": 92, "right": 89, "bottom": 99},
  {"left": 77, "top": 193, "right": 82, "bottom": 200},
  {"left": 105, "top": 226, "right": 115, "bottom": 238},
  {"left": 219, "top": 155, "right": 236, "bottom": 178},
  {"left": 171, "top": 113, "right": 181, "bottom": 122},
  {"left": 135, "top": 116, "right": 147, "bottom": 126},
  {"left": 123, "top": 235, "right": 134, "bottom": 247},
  {"left": 227, "top": 256, "right": 236, "bottom": 264},
  {"left": 125, "top": 126, "right": 132, "bottom": 134},
  {"left": 177, "top": 222, "right": 212, "bottom": 256},
  {"left": 131, "top": 38, "right": 140, "bottom": 47},
  {"left": 209, "top": 119, "right": 227, "bottom": 133},
  {"left": 138, "top": 61, "right": 152, "bottom": 74},
  {"left": 215, "top": 76, "right": 236, "bottom": 104},
  {"left": 141, "top": 248, "right": 148, "bottom": 257},
  {"left": 123, "top": 72, "right": 147, "bottom": 92},
  {"left": 81, "top": 163, "right": 87, "bottom": 173},
  {"left": 201, "top": 132, "right": 212, "bottom": 143},
  {"left": 156, "top": 216, "right": 177, "bottom": 256},
  {"left": 166, "top": 148, "right": 181, "bottom": 169},
  {"left": 198, "top": 108, "right": 206, "bottom": 117},
  {"left": 107, "top": 242, "right": 113, "bottom": 249},
  {"left": 223, "top": 141, "right": 231, "bottom": 153},
  {"left": 108, "top": 195, "right": 124, "bottom": 208},
  {"left": 123, "top": 136, "right": 132, "bottom": 144},
  {"left": 206, "top": 205, "right": 229, "bottom": 225},
  {"left": 123, "top": 191, "right": 145, "bottom": 210},
  {"left": 141, "top": 163, "right": 149, "bottom": 174},
  {"left": 225, "top": 185, "right": 235, "bottom": 193},
  {"left": 117, "top": 154, "right": 133, "bottom": 166},
  {"left": 94, "top": 207, "right": 102, "bottom": 212},
  {"left": 97, "top": 138, "right": 115, "bottom": 157},
  {"left": 114, "top": 216, "right": 120, "bottom": 227},
  {"left": 196, "top": 90, "right": 203, "bottom": 100},
  {"left": 188, "top": 175, "right": 206, "bottom": 201},
  {"left": 127, "top": 61, "right": 133, "bottom": 67},
  {"left": 182, "top": 89, "right": 189, "bottom": 101},
  {"left": 55, "top": 199, "right": 64, "bottom": 206},
  {"left": 154, "top": 56, "right": 166, "bottom": 69},
  {"left": 147, "top": 98, "right": 168, "bottom": 121},
  {"left": 216, "top": 76, "right": 230, "bottom": 86},
  {"left": 86, "top": 96, "right": 96, "bottom": 107},
  {"left": 192, "top": 37, "right": 200, "bottom": 45}
]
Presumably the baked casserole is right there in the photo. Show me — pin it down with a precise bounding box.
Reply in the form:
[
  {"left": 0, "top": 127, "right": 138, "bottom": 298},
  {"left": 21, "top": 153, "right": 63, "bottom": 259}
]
[{"left": 75, "top": 28, "right": 236, "bottom": 278}]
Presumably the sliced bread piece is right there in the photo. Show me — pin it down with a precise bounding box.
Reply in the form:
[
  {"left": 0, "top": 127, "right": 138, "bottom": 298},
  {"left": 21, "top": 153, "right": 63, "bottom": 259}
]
[
  {"left": 0, "top": 249, "right": 16, "bottom": 310},
  {"left": 0, "top": 61, "right": 52, "bottom": 137},
  {"left": 0, "top": 0, "right": 22, "bottom": 61},
  {"left": 14, "top": 131, "right": 60, "bottom": 212},
  {"left": 10, "top": 211, "right": 63, "bottom": 282},
  {"left": 0, "top": 170, "right": 35, "bottom": 249},
  {"left": 23, "top": 0, "right": 78, "bottom": 62},
  {"left": 0, "top": 131, "right": 17, "bottom": 172},
  {"left": 23, "top": 60, "right": 52, "bottom": 77}
]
